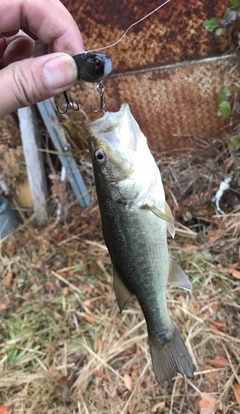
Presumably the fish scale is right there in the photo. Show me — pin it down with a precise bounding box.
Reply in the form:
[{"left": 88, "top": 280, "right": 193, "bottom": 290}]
[
  {"left": 87, "top": 102, "right": 194, "bottom": 387},
  {"left": 102, "top": 200, "right": 171, "bottom": 336}
]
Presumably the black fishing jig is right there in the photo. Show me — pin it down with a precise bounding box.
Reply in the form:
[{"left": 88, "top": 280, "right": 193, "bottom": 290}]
[
  {"left": 73, "top": 52, "right": 112, "bottom": 82},
  {"left": 57, "top": 52, "right": 112, "bottom": 114}
]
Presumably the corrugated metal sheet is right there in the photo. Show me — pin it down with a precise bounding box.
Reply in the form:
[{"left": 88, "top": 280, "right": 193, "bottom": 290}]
[
  {"left": 62, "top": 0, "right": 230, "bottom": 71},
  {"left": 73, "top": 56, "right": 238, "bottom": 152},
  {"left": 0, "top": 1, "right": 237, "bottom": 153},
  {"left": 60, "top": 0, "right": 238, "bottom": 151}
]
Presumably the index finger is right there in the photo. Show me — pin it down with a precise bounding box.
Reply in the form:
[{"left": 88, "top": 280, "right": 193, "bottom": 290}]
[{"left": 0, "top": 0, "right": 84, "bottom": 55}]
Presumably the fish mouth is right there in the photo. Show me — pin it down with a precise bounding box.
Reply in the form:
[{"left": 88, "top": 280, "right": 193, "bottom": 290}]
[{"left": 86, "top": 103, "right": 144, "bottom": 151}]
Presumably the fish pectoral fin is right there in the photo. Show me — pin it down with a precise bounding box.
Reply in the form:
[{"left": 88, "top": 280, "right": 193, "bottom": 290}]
[
  {"left": 142, "top": 202, "right": 175, "bottom": 233},
  {"left": 165, "top": 201, "right": 175, "bottom": 238},
  {"left": 168, "top": 256, "right": 192, "bottom": 291},
  {"left": 113, "top": 267, "right": 131, "bottom": 313}
]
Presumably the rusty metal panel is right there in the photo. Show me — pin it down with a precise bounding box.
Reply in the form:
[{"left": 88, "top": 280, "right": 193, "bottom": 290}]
[
  {"left": 62, "top": 0, "right": 230, "bottom": 71},
  {"left": 73, "top": 56, "right": 238, "bottom": 153}
]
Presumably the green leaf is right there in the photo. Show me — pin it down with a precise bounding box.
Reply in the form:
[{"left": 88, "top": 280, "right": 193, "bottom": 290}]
[
  {"left": 217, "top": 89, "right": 232, "bottom": 103},
  {"left": 229, "top": 136, "right": 240, "bottom": 151},
  {"left": 230, "top": 0, "right": 240, "bottom": 7},
  {"left": 7, "top": 347, "right": 19, "bottom": 364},
  {"left": 203, "top": 18, "right": 219, "bottom": 32},
  {"left": 218, "top": 101, "right": 231, "bottom": 118},
  {"left": 215, "top": 27, "right": 226, "bottom": 36},
  {"left": 222, "top": 8, "right": 230, "bottom": 20}
]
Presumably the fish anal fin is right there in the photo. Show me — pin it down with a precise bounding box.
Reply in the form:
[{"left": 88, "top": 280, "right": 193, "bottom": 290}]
[
  {"left": 168, "top": 256, "right": 192, "bottom": 291},
  {"left": 149, "top": 327, "right": 194, "bottom": 388},
  {"left": 165, "top": 201, "right": 175, "bottom": 238},
  {"left": 113, "top": 267, "right": 131, "bottom": 313}
]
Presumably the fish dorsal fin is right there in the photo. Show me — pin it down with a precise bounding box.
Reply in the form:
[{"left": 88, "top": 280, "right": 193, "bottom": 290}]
[
  {"left": 142, "top": 202, "right": 175, "bottom": 238},
  {"left": 165, "top": 201, "right": 175, "bottom": 238},
  {"left": 168, "top": 256, "right": 192, "bottom": 291},
  {"left": 113, "top": 267, "right": 132, "bottom": 312}
]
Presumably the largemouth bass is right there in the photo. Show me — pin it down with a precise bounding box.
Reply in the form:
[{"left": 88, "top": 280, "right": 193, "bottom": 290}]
[{"left": 87, "top": 103, "right": 194, "bottom": 387}]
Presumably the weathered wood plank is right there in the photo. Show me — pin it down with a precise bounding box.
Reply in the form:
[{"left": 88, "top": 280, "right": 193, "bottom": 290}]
[{"left": 18, "top": 107, "right": 49, "bottom": 226}]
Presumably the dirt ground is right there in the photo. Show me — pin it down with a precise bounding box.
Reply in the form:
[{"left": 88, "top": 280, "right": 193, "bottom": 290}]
[{"left": 0, "top": 111, "right": 240, "bottom": 413}]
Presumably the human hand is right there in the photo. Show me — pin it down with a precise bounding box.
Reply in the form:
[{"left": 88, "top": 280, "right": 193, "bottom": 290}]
[{"left": 0, "top": 0, "right": 84, "bottom": 118}]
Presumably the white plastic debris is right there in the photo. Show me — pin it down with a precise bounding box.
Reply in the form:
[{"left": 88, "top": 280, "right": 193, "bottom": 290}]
[
  {"left": 212, "top": 176, "right": 232, "bottom": 214},
  {"left": 56, "top": 166, "right": 67, "bottom": 221}
]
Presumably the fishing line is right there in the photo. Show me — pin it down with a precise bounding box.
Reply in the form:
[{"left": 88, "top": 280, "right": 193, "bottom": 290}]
[{"left": 87, "top": 0, "right": 170, "bottom": 52}]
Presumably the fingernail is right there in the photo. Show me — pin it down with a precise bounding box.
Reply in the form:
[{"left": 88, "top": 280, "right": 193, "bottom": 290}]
[{"left": 43, "top": 53, "right": 77, "bottom": 90}]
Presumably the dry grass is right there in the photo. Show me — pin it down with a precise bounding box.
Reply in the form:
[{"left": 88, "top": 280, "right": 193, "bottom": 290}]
[
  {"left": 0, "top": 125, "right": 240, "bottom": 413},
  {"left": 0, "top": 218, "right": 239, "bottom": 413}
]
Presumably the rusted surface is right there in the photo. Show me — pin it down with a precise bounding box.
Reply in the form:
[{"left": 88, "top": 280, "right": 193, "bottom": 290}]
[
  {"left": 62, "top": 0, "right": 230, "bottom": 72},
  {"left": 72, "top": 56, "right": 238, "bottom": 153},
  {"left": 0, "top": 1, "right": 235, "bottom": 156}
]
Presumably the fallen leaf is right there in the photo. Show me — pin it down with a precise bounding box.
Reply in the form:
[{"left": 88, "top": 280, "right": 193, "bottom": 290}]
[
  {"left": 152, "top": 401, "right": 165, "bottom": 412},
  {"left": 83, "top": 300, "right": 93, "bottom": 311},
  {"left": 198, "top": 392, "right": 217, "bottom": 414},
  {"left": 228, "top": 263, "right": 240, "bottom": 270},
  {"left": 234, "top": 382, "right": 240, "bottom": 406},
  {"left": 113, "top": 316, "right": 121, "bottom": 324},
  {"left": 93, "top": 370, "right": 109, "bottom": 382},
  {"left": 96, "top": 336, "right": 102, "bottom": 351},
  {"left": 84, "top": 314, "right": 94, "bottom": 323},
  {"left": 224, "top": 158, "right": 234, "bottom": 173},
  {"left": 53, "top": 376, "right": 71, "bottom": 401},
  {"left": 84, "top": 283, "right": 92, "bottom": 293},
  {"left": 44, "top": 369, "right": 62, "bottom": 378},
  {"left": 229, "top": 269, "right": 240, "bottom": 280},
  {"left": 5, "top": 272, "right": 13, "bottom": 288},
  {"left": 97, "top": 281, "right": 106, "bottom": 292},
  {"left": 203, "top": 365, "right": 219, "bottom": 385},
  {"left": 62, "top": 287, "right": 69, "bottom": 296},
  {"left": 0, "top": 405, "right": 11, "bottom": 414},
  {"left": 210, "top": 303, "right": 218, "bottom": 311},
  {"left": 207, "top": 230, "right": 218, "bottom": 238},
  {"left": 0, "top": 298, "right": 11, "bottom": 311},
  {"left": 116, "top": 387, "right": 127, "bottom": 397},
  {"left": 209, "top": 321, "right": 225, "bottom": 330},
  {"left": 185, "top": 243, "right": 196, "bottom": 250},
  {"left": 57, "top": 232, "right": 64, "bottom": 242},
  {"left": 209, "top": 356, "right": 228, "bottom": 368},
  {"left": 123, "top": 373, "right": 132, "bottom": 391},
  {"left": 122, "top": 345, "right": 137, "bottom": 356},
  {"left": 131, "top": 370, "right": 137, "bottom": 379}
]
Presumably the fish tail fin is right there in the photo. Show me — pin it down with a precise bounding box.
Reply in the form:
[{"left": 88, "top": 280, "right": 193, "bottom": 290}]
[{"left": 149, "top": 327, "right": 194, "bottom": 388}]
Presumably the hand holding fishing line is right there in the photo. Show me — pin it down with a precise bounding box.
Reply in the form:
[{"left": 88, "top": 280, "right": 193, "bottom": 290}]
[
  {"left": 0, "top": 0, "right": 84, "bottom": 118},
  {"left": 0, "top": 0, "right": 170, "bottom": 119}
]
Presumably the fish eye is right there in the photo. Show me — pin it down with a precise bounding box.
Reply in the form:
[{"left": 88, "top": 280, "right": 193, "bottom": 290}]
[{"left": 94, "top": 149, "right": 105, "bottom": 164}]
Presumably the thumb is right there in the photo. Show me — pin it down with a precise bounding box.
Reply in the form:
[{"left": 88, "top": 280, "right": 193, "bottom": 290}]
[{"left": 0, "top": 52, "right": 78, "bottom": 118}]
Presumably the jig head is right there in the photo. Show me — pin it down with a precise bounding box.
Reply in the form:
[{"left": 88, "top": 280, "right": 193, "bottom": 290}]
[
  {"left": 56, "top": 52, "right": 112, "bottom": 115},
  {"left": 73, "top": 52, "right": 112, "bottom": 82}
]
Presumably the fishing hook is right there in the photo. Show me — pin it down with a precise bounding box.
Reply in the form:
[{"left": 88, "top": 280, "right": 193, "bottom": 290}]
[
  {"left": 56, "top": 52, "right": 112, "bottom": 115},
  {"left": 90, "top": 81, "right": 106, "bottom": 113},
  {"left": 56, "top": 91, "right": 79, "bottom": 114}
]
